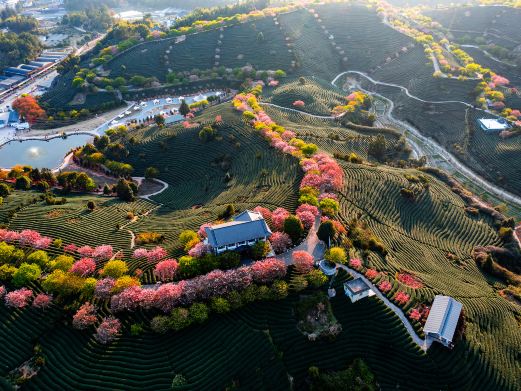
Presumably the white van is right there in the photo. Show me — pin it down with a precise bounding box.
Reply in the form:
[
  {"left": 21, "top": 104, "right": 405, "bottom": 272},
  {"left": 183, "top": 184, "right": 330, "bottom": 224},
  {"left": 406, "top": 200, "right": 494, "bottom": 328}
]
[{"left": 13, "top": 122, "right": 30, "bottom": 130}]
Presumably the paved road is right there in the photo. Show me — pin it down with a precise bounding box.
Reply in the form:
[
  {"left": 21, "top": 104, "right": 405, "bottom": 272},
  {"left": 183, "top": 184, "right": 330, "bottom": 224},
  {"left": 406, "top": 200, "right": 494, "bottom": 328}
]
[{"left": 277, "top": 215, "right": 325, "bottom": 265}]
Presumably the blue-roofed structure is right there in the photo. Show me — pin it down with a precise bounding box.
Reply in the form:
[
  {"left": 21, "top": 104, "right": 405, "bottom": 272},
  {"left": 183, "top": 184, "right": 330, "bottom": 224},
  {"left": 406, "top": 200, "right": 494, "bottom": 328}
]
[
  {"left": 204, "top": 210, "right": 272, "bottom": 254},
  {"left": 423, "top": 295, "right": 462, "bottom": 348},
  {"left": 4, "top": 67, "right": 31, "bottom": 77},
  {"left": 8, "top": 110, "right": 19, "bottom": 124}
]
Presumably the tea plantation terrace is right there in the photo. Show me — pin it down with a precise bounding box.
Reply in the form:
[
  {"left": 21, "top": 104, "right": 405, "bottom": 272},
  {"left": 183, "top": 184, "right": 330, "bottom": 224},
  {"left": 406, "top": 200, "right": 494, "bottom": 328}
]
[{"left": 204, "top": 210, "right": 272, "bottom": 254}]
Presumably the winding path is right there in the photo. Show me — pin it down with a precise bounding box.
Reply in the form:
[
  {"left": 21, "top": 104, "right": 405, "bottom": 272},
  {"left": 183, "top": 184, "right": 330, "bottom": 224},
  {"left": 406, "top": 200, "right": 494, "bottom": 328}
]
[
  {"left": 334, "top": 262, "right": 431, "bottom": 351},
  {"left": 264, "top": 71, "right": 521, "bottom": 209},
  {"left": 276, "top": 215, "right": 325, "bottom": 265},
  {"left": 133, "top": 177, "right": 170, "bottom": 201}
]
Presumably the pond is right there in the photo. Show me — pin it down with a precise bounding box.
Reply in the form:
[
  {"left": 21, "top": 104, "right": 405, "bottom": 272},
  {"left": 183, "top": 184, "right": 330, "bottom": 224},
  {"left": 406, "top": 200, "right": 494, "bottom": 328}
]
[{"left": 0, "top": 134, "right": 93, "bottom": 170}]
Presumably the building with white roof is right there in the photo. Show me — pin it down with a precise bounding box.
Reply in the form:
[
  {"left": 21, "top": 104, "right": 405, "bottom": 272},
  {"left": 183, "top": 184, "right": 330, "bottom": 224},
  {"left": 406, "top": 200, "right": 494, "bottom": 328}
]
[
  {"left": 423, "top": 295, "right": 463, "bottom": 348},
  {"left": 344, "top": 277, "right": 374, "bottom": 303},
  {"left": 478, "top": 118, "right": 510, "bottom": 133},
  {"left": 204, "top": 210, "right": 272, "bottom": 254}
]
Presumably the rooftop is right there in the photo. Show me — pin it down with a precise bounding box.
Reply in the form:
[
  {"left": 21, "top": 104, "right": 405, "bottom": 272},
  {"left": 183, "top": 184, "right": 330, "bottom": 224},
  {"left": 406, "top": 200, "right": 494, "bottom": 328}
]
[
  {"left": 344, "top": 277, "right": 372, "bottom": 295},
  {"left": 205, "top": 210, "right": 272, "bottom": 248},
  {"left": 423, "top": 295, "right": 462, "bottom": 343},
  {"left": 478, "top": 118, "right": 510, "bottom": 131}
]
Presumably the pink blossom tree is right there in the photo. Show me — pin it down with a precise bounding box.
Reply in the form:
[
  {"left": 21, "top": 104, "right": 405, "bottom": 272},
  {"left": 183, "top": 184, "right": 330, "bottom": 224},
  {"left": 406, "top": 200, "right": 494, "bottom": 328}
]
[
  {"left": 70, "top": 258, "right": 96, "bottom": 277},
  {"left": 32, "top": 293, "right": 52, "bottom": 309},
  {"left": 271, "top": 208, "right": 290, "bottom": 230},
  {"left": 132, "top": 248, "right": 148, "bottom": 259},
  {"left": 146, "top": 246, "right": 168, "bottom": 263},
  {"left": 64, "top": 243, "right": 78, "bottom": 253},
  {"left": 0, "top": 286, "right": 5, "bottom": 299},
  {"left": 92, "top": 245, "right": 114, "bottom": 261},
  {"left": 197, "top": 223, "right": 212, "bottom": 238},
  {"left": 250, "top": 258, "right": 287, "bottom": 283},
  {"left": 292, "top": 251, "right": 314, "bottom": 273},
  {"left": 153, "top": 281, "right": 186, "bottom": 313},
  {"left": 378, "top": 280, "right": 392, "bottom": 293},
  {"left": 154, "top": 259, "right": 179, "bottom": 282},
  {"left": 409, "top": 308, "right": 421, "bottom": 321},
  {"left": 188, "top": 242, "right": 211, "bottom": 258},
  {"left": 365, "top": 269, "right": 379, "bottom": 280},
  {"left": 95, "top": 316, "right": 121, "bottom": 344},
  {"left": 349, "top": 258, "right": 362, "bottom": 269},
  {"left": 110, "top": 286, "right": 144, "bottom": 312},
  {"left": 394, "top": 291, "right": 410, "bottom": 305},
  {"left": 77, "top": 245, "right": 94, "bottom": 257},
  {"left": 94, "top": 278, "right": 116, "bottom": 299},
  {"left": 253, "top": 206, "right": 272, "bottom": 220},
  {"left": 73, "top": 302, "right": 97, "bottom": 330},
  {"left": 5, "top": 288, "right": 33, "bottom": 308},
  {"left": 269, "top": 232, "right": 292, "bottom": 254},
  {"left": 292, "top": 100, "right": 305, "bottom": 107}
]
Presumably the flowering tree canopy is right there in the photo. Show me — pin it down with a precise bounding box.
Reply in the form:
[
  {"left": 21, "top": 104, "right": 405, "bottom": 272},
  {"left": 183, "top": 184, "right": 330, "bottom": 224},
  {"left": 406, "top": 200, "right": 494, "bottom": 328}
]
[
  {"left": 70, "top": 258, "right": 96, "bottom": 277},
  {"left": 5, "top": 288, "right": 33, "bottom": 308},
  {"left": 73, "top": 302, "right": 98, "bottom": 330},
  {"left": 292, "top": 251, "right": 314, "bottom": 273},
  {"left": 32, "top": 293, "right": 52, "bottom": 309},
  {"left": 154, "top": 259, "right": 179, "bottom": 282},
  {"left": 269, "top": 232, "right": 292, "bottom": 254},
  {"left": 95, "top": 316, "right": 121, "bottom": 344}
]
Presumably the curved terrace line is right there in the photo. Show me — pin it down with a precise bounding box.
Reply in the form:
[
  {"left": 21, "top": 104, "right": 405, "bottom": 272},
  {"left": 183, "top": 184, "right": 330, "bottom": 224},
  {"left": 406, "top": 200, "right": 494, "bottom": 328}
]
[{"left": 332, "top": 71, "right": 521, "bottom": 208}]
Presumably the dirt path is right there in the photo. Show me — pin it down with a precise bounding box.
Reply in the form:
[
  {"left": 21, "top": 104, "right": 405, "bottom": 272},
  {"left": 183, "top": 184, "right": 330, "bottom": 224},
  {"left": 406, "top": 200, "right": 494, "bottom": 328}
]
[{"left": 133, "top": 177, "right": 170, "bottom": 201}]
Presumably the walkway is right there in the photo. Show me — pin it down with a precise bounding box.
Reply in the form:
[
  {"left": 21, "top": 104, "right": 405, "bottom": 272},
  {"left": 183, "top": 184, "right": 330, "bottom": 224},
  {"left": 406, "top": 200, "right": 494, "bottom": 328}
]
[
  {"left": 335, "top": 263, "right": 431, "bottom": 351},
  {"left": 133, "top": 177, "right": 170, "bottom": 201},
  {"left": 276, "top": 215, "right": 325, "bottom": 265}
]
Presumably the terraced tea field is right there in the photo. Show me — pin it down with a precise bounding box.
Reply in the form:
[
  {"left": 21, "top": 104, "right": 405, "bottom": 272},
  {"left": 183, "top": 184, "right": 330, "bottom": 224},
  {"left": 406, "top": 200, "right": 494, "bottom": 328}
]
[
  {"left": 427, "top": 6, "right": 521, "bottom": 50},
  {"left": 265, "top": 77, "right": 346, "bottom": 116}
]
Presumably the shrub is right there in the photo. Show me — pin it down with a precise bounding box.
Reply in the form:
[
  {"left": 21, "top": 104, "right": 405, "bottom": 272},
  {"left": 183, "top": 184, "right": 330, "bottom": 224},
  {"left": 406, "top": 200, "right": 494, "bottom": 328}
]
[
  {"left": 283, "top": 215, "right": 304, "bottom": 243},
  {"left": 12, "top": 263, "right": 41, "bottom": 286},
  {"left": 317, "top": 221, "right": 336, "bottom": 244},
  {"left": 100, "top": 260, "right": 128, "bottom": 278},
  {"left": 210, "top": 297, "right": 231, "bottom": 314},
  {"left": 15, "top": 176, "right": 31, "bottom": 190},
  {"left": 169, "top": 308, "right": 191, "bottom": 331},
  {"left": 189, "top": 303, "right": 209, "bottom": 324},
  {"left": 325, "top": 247, "right": 347, "bottom": 265},
  {"left": 251, "top": 240, "right": 270, "bottom": 260},
  {"left": 307, "top": 269, "right": 328, "bottom": 288}
]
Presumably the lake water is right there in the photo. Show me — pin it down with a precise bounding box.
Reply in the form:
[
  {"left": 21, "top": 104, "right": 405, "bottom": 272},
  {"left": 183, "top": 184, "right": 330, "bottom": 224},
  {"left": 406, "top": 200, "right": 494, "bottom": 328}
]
[{"left": 0, "top": 134, "right": 93, "bottom": 170}]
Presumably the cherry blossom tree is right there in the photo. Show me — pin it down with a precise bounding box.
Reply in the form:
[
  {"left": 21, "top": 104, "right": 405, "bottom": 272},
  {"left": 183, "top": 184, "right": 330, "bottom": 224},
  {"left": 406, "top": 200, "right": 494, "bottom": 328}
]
[
  {"left": 92, "top": 245, "right": 114, "bottom": 261},
  {"left": 19, "top": 229, "right": 41, "bottom": 246},
  {"left": 146, "top": 246, "right": 168, "bottom": 262},
  {"left": 110, "top": 286, "right": 144, "bottom": 312},
  {"left": 378, "top": 280, "right": 392, "bottom": 293},
  {"left": 153, "top": 281, "right": 186, "bottom": 313},
  {"left": 132, "top": 248, "right": 148, "bottom": 259},
  {"left": 188, "top": 242, "right": 211, "bottom": 258},
  {"left": 292, "top": 100, "right": 305, "bottom": 107},
  {"left": 269, "top": 232, "right": 292, "bottom": 254},
  {"left": 349, "top": 258, "right": 362, "bottom": 269},
  {"left": 70, "top": 258, "right": 96, "bottom": 277},
  {"left": 409, "top": 308, "right": 421, "bottom": 321},
  {"left": 34, "top": 237, "right": 52, "bottom": 249},
  {"left": 154, "top": 259, "right": 179, "bottom": 282},
  {"left": 77, "top": 246, "right": 94, "bottom": 257},
  {"left": 5, "top": 288, "right": 33, "bottom": 308},
  {"left": 64, "top": 243, "right": 78, "bottom": 253},
  {"left": 250, "top": 258, "right": 286, "bottom": 283},
  {"left": 271, "top": 208, "right": 290, "bottom": 230},
  {"left": 32, "top": 293, "right": 52, "bottom": 309},
  {"left": 73, "top": 302, "right": 98, "bottom": 329},
  {"left": 253, "top": 206, "right": 272, "bottom": 220},
  {"left": 197, "top": 223, "right": 212, "bottom": 238},
  {"left": 95, "top": 316, "right": 121, "bottom": 344},
  {"left": 94, "top": 278, "right": 116, "bottom": 299},
  {"left": 0, "top": 286, "right": 5, "bottom": 299},
  {"left": 365, "top": 269, "right": 379, "bottom": 280},
  {"left": 394, "top": 291, "right": 410, "bottom": 305},
  {"left": 292, "top": 251, "right": 314, "bottom": 273}
]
